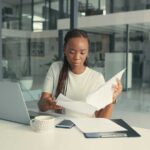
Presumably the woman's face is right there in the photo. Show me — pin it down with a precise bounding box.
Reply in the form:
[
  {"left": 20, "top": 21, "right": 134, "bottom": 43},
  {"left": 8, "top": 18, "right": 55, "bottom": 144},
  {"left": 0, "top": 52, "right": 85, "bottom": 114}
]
[{"left": 64, "top": 37, "right": 89, "bottom": 69}]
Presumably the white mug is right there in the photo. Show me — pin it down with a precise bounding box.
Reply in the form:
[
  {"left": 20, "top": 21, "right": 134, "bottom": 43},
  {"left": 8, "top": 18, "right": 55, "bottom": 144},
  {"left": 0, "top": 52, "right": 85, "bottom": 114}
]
[{"left": 30, "top": 115, "right": 55, "bottom": 132}]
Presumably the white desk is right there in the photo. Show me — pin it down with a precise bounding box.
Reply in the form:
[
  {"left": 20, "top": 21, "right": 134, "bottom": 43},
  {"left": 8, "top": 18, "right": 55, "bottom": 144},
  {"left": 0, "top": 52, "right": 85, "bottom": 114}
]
[{"left": 0, "top": 119, "right": 149, "bottom": 150}]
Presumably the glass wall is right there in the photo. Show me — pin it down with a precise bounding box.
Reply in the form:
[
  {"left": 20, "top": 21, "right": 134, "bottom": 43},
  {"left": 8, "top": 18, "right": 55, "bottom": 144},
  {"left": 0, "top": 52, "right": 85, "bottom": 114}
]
[
  {"left": 107, "top": 0, "right": 150, "bottom": 13},
  {"left": 84, "top": 23, "right": 150, "bottom": 90},
  {"left": 78, "top": 0, "right": 106, "bottom": 16},
  {"left": 30, "top": 37, "right": 59, "bottom": 89},
  {"left": 2, "top": 37, "right": 30, "bottom": 80},
  {"left": 2, "top": 0, "right": 59, "bottom": 31},
  {"left": 2, "top": 0, "right": 21, "bottom": 29},
  {"left": 59, "top": 0, "right": 70, "bottom": 18},
  {"left": 33, "top": 0, "right": 46, "bottom": 31},
  {"left": 85, "top": 26, "right": 129, "bottom": 89},
  {"left": 22, "top": 0, "right": 32, "bottom": 30},
  {"left": 2, "top": 35, "right": 59, "bottom": 89},
  {"left": 2, "top": 0, "right": 150, "bottom": 30},
  {"left": 59, "top": 0, "right": 150, "bottom": 18}
]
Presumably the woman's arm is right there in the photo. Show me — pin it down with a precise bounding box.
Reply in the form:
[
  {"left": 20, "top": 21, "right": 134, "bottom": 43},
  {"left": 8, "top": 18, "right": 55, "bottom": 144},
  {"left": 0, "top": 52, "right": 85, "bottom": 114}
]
[
  {"left": 95, "top": 104, "right": 114, "bottom": 118},
  {"left": 95, "top": 79, "right": 122, "bottom": 118},
  {"left": 38, "top": 92, "right": 62, "bottom": 112}
]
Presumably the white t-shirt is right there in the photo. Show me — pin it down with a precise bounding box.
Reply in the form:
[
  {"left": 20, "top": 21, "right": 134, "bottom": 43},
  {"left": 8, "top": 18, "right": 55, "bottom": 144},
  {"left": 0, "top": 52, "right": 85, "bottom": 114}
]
[{"left": 43, "top": 61, "right": 105, "bottom": 117}]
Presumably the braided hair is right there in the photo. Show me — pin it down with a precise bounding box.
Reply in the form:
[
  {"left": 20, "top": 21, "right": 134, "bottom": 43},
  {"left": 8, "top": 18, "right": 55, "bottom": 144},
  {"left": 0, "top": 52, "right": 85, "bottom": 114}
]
[{"left": 55, "top": 29, "right": 90, "bottom": 98}]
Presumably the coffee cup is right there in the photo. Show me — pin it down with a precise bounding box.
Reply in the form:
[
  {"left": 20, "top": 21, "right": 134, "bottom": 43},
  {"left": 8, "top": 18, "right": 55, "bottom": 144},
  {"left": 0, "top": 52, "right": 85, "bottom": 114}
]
[{"left": 30, "top": 115, "right": 55, "bottom": 132}]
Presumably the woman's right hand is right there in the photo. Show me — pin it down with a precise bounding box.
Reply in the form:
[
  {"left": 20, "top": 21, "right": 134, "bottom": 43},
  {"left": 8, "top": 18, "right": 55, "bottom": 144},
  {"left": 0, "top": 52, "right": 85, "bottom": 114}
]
[{"left": 38, "top": 92, "right": 62, "bottom": 112}]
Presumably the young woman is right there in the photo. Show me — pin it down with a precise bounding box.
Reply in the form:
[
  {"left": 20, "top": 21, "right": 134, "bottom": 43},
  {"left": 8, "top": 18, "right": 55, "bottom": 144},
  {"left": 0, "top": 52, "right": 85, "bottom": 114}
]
[{"left": 38, "top": 29, "right": 122, "bottom": 118}]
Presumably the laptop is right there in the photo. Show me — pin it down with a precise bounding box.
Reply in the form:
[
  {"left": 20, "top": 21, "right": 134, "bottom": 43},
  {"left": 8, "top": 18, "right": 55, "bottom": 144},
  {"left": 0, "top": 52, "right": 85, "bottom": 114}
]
[
  {"left": 0, "top": 81, "right": 31, "bottom": 125},
  {"left": 0, "top": 80, "right": 65, "bottom": 125}
]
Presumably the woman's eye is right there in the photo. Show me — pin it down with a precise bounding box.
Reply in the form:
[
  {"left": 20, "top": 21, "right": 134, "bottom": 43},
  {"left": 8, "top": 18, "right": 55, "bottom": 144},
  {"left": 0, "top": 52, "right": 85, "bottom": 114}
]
[
  {"left": 69, "top": 51, "right": 75, "bottom": 54},
  {"left": 81, "top": 51, "right": 86, "bottom": 54}
]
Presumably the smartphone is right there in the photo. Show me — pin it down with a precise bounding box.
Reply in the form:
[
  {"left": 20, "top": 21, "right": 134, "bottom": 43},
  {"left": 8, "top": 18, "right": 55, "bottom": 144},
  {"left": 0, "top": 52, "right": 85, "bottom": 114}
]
[{"left": 55, "top": 119, "right": 75, "bottom": 128}]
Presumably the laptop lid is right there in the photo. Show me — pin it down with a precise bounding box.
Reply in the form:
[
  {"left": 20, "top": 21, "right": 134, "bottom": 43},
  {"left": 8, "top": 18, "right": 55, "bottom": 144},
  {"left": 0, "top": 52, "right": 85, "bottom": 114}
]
[{"left": 0, "top": 81, "right": 30, "bottom": 125}]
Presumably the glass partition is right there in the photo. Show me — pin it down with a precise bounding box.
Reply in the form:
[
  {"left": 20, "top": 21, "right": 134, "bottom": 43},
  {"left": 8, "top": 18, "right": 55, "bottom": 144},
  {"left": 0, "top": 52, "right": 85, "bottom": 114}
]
[
  {"left": 2, "top": 0, "right": 59, "bottom": 31},
  {"left": 22, "top": 0, "right": 32, "bottom": 30},
  {"left": 60, "top": 0, "right": 150, "bottom": 18},
  {"left": 2, "top": 34, "right": 59, "bottom": 90},
  {"left": 33, "top": 0, "right": 45, "bottom": 32},
  {"left": 85, "top": 25, "right": 128, "bottom": 89},
  {"left": 2, "top": 0, "right": 150, "bottom": 30},
  {"left": 84, "top": 23, "right": 150, "bottom": 90},
  {"left": 2, "top": 0, "right": 20, "bottom": 29},
  {"left": 2, "top": 37, "right": 30, "bottom": 80}
]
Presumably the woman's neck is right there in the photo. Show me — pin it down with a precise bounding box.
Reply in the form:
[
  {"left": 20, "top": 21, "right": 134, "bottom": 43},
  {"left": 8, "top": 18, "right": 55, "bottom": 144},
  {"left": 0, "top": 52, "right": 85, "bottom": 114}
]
[{"left": 71, "top": 65, "right": 86, "bottom": 74}]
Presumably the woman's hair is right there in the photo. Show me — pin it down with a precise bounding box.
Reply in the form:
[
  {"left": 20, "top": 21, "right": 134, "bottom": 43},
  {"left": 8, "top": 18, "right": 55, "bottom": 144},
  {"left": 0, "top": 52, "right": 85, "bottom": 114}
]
[{"left": 55, "top": 29, "right": 90, "bottom": 97}]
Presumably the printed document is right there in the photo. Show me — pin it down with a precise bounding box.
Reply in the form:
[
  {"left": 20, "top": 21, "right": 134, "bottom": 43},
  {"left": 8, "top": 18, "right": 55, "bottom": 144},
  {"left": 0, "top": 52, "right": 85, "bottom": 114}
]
[
  {"left": 70, "top": 118, "right": 127, "bottom": 133},
  {"left": 56, "top": 69, "right": 126, "bottom": 115}
]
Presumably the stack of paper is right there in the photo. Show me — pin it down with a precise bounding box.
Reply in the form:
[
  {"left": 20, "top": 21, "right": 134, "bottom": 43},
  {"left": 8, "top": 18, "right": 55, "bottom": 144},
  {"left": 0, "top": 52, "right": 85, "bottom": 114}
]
[
  {"left": 56, "top": 69, "right": 125, "bottom": 115},
  {"left": 70, "top": 118, "right": 127, "bottom": 133},
  {"left": 86, "top": 69, "right": 126, "bottom": 109}
]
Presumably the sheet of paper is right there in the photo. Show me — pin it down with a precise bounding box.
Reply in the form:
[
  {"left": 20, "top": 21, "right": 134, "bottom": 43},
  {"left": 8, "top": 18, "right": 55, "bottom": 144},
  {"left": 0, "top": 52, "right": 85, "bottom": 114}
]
[
  {"left": 86, "top": 69, "right": 126, "bottom": 109},
  {"left": 56, "top": 69, "right": 125, "bottom": 115},
  {"left": 56, "top": 94, "right": 96, "bottom": 115},
  {"left": 70, "top": 118, "right": 127, "bottom": 133}
]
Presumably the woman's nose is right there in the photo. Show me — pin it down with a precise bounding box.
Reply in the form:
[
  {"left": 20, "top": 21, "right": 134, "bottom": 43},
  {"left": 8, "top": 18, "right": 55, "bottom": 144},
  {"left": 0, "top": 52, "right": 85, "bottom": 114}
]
[{"left": 74, "top": 53, "right": 80, "bottom": 59}]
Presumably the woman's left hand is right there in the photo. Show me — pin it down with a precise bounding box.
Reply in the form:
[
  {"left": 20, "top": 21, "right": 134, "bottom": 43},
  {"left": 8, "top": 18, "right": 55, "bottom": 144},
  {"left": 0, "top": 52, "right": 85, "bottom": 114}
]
[{"left": 112, "top": 78, "right": 123, "bottom": 103}]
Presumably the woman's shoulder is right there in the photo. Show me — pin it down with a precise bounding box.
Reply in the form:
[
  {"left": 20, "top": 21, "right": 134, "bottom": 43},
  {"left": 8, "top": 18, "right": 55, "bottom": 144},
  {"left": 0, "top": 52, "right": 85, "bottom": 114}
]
[
  {"left": 87, "top": 67, "right": 105, "bottom": 85},
  {"left": 50, "top": 61, "right": 63, "bottom": 69},
  {"left": 87, "top": 67, "right": 103, "bottom": 77},
  {"left": 47, "top": 61, "right": 63, "bottom": 74}
]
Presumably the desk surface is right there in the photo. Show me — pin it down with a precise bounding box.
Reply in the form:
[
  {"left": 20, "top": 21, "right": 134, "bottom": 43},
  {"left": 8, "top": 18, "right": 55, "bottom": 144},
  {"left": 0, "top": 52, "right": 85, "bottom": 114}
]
[{"left": 0, "top": 119, "right": 149, "bottom": 150}]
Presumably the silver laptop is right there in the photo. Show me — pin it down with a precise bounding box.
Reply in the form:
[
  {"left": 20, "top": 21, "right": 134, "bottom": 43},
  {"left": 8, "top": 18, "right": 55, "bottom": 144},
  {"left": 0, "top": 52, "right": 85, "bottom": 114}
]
[
  {"left": 0, "top": 81, "right": 65, "bottom": 125},
  {"left": 0, "top": 81, "right": 31, "bottom": 125}
]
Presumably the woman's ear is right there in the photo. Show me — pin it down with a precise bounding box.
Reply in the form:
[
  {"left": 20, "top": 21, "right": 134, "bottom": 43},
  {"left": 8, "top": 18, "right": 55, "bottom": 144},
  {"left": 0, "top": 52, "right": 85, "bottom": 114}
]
[
  {"left": 64, "top": 50, "right": 66, "bottom": 56},
  {"left": 64, "top": 47, "right": 68, "bottom": 56}
]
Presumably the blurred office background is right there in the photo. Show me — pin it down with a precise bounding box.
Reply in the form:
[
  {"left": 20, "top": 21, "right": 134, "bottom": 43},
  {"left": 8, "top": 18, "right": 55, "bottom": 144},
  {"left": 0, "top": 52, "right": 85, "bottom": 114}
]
[{"left": 0, "top": 0, "right": 150, "bottom": 129}]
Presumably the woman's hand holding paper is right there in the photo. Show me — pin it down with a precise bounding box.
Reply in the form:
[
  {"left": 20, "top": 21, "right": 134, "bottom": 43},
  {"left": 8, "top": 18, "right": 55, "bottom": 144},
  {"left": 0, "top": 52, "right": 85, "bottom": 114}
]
[{"left": 112, "top": 78, "right": 123, "bottom": 104}]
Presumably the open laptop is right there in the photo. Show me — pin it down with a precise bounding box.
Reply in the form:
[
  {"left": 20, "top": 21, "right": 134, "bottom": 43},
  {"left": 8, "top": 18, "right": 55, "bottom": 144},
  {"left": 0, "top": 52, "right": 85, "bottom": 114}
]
[
  {"left": 0, "top": 80, "right": 64, "bottom": 125},
  {"left": 0, "top": 81, "right": 31, "bottom": 125}
]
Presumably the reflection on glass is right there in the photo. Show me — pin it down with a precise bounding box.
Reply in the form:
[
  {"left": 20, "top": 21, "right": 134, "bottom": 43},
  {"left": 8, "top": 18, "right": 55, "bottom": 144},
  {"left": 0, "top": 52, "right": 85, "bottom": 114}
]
[
  {"left": 22, "top": 0, "right": 32, "bottom": 30},
  {"left": 2, "top": 36, "right": 59, "bottom": 89},
  {"left": 2, "top": 0, "right": 20, "bottom": 29}
]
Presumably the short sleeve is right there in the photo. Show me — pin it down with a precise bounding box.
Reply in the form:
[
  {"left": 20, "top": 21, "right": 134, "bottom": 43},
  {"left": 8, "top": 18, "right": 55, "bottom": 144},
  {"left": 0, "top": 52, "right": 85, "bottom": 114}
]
[
  {"left": 90, "top": 71, "right": 105, "bottom": 93},
  {"left": 42, "top": 64, "right": 55, "bottom": 94},
  {"left": 42, "top": 61, "right": 62, "bottom": 95}
]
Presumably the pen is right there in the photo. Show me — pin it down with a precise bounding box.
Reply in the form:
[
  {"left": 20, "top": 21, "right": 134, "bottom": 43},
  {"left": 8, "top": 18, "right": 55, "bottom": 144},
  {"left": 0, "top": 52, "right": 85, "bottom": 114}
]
[{"left": 100, "top": 133, "right": 127, "bottom": 138}]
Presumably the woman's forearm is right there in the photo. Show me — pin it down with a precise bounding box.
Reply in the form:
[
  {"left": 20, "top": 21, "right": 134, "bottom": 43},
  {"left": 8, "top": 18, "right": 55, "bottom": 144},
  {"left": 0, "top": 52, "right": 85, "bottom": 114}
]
[
  {"left": 38, "top": 92, "right": 52, "bottom": 112},
  {"left": 95, "top": 104, "right": 114, "bottom": 119},
  {"left": 38, "top": 98, "right": 51, "bottom": 112}
]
